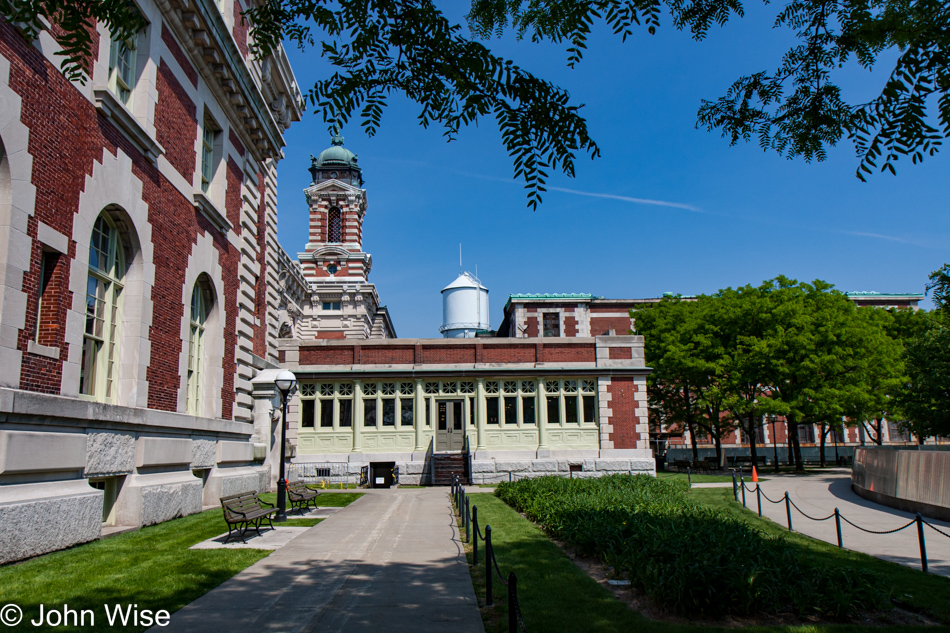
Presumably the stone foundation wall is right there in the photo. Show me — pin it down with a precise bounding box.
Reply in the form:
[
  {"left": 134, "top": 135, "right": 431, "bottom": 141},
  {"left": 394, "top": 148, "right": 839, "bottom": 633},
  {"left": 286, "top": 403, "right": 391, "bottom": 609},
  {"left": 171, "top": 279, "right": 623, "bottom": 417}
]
[
  {"left": 0, "top": 388, "right": 265, "bottom": 564},
  {"left": 0, "top": 481, "right": 103, "bottom": 564}
]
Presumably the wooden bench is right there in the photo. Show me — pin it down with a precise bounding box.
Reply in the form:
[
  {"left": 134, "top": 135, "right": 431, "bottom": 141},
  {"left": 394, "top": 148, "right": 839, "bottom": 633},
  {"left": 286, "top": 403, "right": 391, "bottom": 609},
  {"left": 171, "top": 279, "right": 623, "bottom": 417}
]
[
  {"left": 220, "top": 492, "right": 277, "bottom": 543},
  {"left": 287, "top": 481, "right": 320, "bottom": 513}
]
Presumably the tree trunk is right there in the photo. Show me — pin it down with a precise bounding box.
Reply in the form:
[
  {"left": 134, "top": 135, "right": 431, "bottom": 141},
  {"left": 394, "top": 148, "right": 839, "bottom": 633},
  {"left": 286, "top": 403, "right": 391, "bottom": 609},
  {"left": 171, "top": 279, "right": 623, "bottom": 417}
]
[
  {"left": 686, "top": 418, "right": 699, "bottom": 461},
  {"left": 713, "top": 427, "right": 723, "bottom": 468},
  {"left": 788, "top": 414, "right": 804, "bottom": 471},
  {"left": 819, "top": 424, "right": 827, "bottom": 468},
  {"left": 874, "top": 418, "right": 884, "bottom": 445},
  {"left": 747, "top": 412, "right": 758, "bottom": 468}
]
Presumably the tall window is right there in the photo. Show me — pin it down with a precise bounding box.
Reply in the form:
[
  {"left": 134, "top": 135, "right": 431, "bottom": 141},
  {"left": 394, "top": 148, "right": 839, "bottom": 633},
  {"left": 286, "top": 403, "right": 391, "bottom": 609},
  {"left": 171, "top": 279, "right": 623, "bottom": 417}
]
[
  {"left": 80, "top": 215, "right": 126, "bottom": 401},
  {"left": 327, "top": 207, "right": 341, "bottom": 242},
  {"left": 542, "top": 312, "right": 560, "bottom": 337},
  {"left": 187, "top": 281, "right": 211, "bottom": 414},
  {"left": 200, "top": 118, "right": 218, "bottom": 193},
  {"left": 108, "top": 32, "right": 137, "bottom": 106}
]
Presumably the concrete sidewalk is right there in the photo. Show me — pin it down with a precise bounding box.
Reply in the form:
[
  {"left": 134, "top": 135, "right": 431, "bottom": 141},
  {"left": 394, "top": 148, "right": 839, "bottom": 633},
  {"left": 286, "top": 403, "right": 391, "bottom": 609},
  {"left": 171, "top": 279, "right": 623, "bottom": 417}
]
[
  {"left": 746, "top": 471, "right": 950, "bottom": 576},
  {"left": 157, "top": 488, "right": 483, "bottom": 632}
]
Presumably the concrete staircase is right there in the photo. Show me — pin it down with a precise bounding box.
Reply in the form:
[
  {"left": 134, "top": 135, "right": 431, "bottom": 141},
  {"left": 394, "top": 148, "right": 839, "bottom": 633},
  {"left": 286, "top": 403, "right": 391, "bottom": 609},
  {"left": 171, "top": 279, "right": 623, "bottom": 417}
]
[{"left": 431, "top": 453, "right": 469, "bottom": 486}]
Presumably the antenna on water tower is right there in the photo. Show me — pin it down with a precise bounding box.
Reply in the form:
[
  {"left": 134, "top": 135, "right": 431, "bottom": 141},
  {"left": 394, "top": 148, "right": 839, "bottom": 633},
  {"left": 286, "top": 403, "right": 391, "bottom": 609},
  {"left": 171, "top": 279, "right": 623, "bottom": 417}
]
[{"left": 459, "top": 243, "right": 462, "bottom": 275}]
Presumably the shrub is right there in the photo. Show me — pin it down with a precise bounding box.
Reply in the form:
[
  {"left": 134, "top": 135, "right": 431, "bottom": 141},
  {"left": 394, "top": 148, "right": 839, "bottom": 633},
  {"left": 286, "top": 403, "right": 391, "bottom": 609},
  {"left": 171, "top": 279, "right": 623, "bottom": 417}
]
[{"left": 496, "top": 475, "right": 888, "bottom": 618}]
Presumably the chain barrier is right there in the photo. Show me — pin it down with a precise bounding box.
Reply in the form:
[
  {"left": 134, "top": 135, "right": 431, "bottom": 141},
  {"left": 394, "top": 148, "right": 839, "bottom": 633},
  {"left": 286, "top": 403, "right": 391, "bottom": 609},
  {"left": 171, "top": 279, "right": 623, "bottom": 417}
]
[
  {"left": 453, "top": 475, "right": 528, "bottom": 633},
  {"left": 923, "top": 519, "right": 950, "bottom": 541},
  {"left": 731, "top": 476, "right": 935, "bottom": 573},
  {"left": 838, "top": 514, "right": 916, "bottom": 535},
  {"left": 787, "top": 498, "right": 836, "bottom": 522}
]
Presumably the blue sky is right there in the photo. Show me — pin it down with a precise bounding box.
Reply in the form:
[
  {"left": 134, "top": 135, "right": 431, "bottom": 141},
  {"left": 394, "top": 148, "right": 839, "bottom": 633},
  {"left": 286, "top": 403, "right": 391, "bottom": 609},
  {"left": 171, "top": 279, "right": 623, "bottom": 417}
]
[{"left": 275, "top": 4, "right": 949, "bottom": 338}]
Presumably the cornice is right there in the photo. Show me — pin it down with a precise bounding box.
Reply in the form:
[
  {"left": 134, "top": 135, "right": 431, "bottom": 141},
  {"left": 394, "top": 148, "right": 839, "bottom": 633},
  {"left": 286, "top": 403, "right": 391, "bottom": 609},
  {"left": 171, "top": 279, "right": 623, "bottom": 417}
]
[{"left": 156, "top": 0, "right": 302, "bottom": 161}]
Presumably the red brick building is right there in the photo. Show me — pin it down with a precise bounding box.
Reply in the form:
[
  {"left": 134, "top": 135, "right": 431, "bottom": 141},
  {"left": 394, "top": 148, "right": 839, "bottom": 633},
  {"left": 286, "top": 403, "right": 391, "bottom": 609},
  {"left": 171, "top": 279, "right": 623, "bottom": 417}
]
[{"left": 0, "top": 0, "right": 302, "bottom": 563}]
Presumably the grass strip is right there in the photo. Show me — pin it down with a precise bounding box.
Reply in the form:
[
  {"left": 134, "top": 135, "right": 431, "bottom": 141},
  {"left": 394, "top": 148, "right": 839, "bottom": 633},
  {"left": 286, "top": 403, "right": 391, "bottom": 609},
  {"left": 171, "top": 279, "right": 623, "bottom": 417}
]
[
  {"left": 466, "top": 493, "right": 658, "bottom": 633},
  {"left": 0, "top": 508, "right": 270, "bottom": 633},
  {"left": 258, "top": 491, "right": 363, "bottom": 508}
]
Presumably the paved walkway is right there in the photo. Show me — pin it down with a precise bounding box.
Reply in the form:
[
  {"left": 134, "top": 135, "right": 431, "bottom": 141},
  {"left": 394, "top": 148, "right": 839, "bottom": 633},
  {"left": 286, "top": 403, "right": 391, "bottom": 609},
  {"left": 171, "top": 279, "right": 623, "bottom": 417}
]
[
  {"left": 745, "top": 470, "right": 950, "bottom": 576},
  {"left": 157, "top": 488, "right": 483, "bottom": 633}
]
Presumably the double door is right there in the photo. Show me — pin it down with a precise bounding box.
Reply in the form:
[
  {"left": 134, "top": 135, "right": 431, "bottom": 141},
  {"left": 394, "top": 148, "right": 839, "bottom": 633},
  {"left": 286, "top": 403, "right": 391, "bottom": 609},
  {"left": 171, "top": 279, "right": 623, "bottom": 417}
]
[{"left": 436, "top": 400, "right": 465, "bottom": 452}]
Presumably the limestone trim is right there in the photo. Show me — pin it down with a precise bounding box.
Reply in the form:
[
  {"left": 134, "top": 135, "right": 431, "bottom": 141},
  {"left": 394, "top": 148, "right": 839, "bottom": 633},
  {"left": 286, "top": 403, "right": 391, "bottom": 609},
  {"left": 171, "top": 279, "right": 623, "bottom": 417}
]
[
  {"left": 0, "top": 387, "right": 255, "bottom": 438},
  {"left": 0, "top": 55, "right": 36, "bottom": 389},
  {"left": 67, "top": 151, "right": 155, "bottom": 405},
  {"left": 176, "top": 233, "right": 226, "bottom": 418}
]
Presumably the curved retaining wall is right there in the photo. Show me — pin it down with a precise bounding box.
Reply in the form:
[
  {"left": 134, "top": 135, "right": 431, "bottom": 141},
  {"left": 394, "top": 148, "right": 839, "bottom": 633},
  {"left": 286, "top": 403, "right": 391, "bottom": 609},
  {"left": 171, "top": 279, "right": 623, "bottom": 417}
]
[{"left": 852, "top": 448, "right": 950, "bottom": 521}]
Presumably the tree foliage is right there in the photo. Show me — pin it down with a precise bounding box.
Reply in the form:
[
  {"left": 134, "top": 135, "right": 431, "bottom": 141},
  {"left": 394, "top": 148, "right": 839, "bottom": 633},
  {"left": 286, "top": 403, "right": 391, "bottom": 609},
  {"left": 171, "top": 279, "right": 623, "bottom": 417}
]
[
  {"left": 897, "top": 320, "right": 950, "bottom": 439},
  {"left": 635, "top": 276, "right": 908, "bottom": 470},
  {"left": 3, "top": 0, "right": 947, "bottom": 206},
  {"left": 0, "top": 0, "right": 146, "bottom": 82}
]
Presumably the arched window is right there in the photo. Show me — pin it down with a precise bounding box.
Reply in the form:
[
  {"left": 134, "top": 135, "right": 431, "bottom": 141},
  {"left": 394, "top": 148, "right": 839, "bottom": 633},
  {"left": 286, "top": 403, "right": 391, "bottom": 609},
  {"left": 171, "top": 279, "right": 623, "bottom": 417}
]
[
  {"left": 187, "top": 279, "right": 213, "bottom": 414},
  {"left": 80, "top": 214, "right": 127, "bottom": 401},
  {"left": 327, "top": 207, "right": 341, "bottom": 243}
]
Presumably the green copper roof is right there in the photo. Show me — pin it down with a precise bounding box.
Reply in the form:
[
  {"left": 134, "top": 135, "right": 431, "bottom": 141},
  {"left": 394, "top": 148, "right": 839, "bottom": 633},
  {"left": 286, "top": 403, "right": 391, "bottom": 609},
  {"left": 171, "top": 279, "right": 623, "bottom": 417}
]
[
  {"left": 508, "top": 293, "right": 593, "bottom": 300},
  {"left": 846, "top": 291, "right": 924, "bottom": 298},
  {"left": 504, "top": 293, "right": 593, "bottom": 312},
  {"left": 311, "top": 135, "right": 360, "bottom": 171}
]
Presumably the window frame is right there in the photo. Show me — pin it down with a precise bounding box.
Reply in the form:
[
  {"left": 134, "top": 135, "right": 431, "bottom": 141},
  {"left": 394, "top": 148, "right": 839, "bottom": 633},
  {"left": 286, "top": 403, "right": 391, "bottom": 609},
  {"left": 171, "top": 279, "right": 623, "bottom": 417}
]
[
  {"left": 79, "top": 214, "right": 126, "bottom": 403},
  {"left": 186, "top": 282, "right": 212, "bottom": 415}
]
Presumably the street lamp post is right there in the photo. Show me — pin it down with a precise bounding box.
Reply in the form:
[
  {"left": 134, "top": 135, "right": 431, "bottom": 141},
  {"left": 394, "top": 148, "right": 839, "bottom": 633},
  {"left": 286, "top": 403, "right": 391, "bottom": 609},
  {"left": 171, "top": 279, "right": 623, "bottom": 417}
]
[
  {"left": 275, "top": 370, "right": 297, "bottom": 523},
  {"left": 769, "top": 414, "right": 779, "bottom": 473}
]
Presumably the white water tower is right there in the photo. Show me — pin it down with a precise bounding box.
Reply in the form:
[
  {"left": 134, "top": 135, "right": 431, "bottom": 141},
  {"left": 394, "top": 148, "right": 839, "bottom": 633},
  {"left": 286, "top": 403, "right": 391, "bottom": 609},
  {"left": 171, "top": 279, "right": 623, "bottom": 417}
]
[{"left": 440, "top": 272, "right": 489, "bottom": 338}]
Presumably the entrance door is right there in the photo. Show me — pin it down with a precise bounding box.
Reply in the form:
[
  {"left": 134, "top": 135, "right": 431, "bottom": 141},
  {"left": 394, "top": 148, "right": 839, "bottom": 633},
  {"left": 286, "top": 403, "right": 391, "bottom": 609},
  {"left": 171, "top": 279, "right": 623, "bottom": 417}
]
[{"left": 436, "top": 400, "right": 465, "bottom": 451}]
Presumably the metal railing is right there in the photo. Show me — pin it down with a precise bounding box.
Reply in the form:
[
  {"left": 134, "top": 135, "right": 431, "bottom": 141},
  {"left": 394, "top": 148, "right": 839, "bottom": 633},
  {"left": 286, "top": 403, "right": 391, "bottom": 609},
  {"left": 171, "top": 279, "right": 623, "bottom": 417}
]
[
  {"left": 451, "top": 476, "right": 527, "bottom": 633},
  {"left": 731, "top": 471, "right": 949, "bottom": 573}
]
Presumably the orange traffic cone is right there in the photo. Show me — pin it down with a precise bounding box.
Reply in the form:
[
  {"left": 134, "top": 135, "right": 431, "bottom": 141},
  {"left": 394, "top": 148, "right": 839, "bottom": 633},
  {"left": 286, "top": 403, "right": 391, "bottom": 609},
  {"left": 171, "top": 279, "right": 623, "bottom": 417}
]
[{"left": 752, "top": 466, "right": 759, "bottom": 482}]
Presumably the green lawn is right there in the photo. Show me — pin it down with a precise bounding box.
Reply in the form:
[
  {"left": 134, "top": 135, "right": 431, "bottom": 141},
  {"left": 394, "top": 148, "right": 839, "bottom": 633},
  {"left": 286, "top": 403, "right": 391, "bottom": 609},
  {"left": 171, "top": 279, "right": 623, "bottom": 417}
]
[
  {"left": 465, "top": 491, "right": 950, "bottom": 633},
  {"left": 0, "top": 492, "right": 362, "bottom": 632},
  {"left": 0, "top": 509, "right": 269, "bottom": 633}
]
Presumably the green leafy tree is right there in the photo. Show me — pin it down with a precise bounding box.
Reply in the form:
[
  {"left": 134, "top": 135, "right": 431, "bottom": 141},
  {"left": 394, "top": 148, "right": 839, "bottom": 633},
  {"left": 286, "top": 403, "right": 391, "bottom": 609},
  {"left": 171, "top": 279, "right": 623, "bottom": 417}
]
[
  {"left": 926, "top": 263, "right": 950, "bottom": 314},
  {"left": 712, "top": 284, "right": 775, "bottom": 468},
  {"left": 763, "top": 277, "right": 892, "bottom": 470},
  {"left": 5, "top": 0, "right": 948, "bottom": 208},
  {"left": 897, "top": 322, "right": 950, "bottom": 440}
]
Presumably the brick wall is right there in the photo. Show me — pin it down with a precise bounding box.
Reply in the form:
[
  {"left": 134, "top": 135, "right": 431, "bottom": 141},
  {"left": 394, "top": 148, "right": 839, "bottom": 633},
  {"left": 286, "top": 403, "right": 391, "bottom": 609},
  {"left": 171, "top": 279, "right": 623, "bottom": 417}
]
[
  {"left": 232, "top": 1, "right": 249, "bottom": 57},
  {"left": 420, "top": 345, "right": 475, "bottom": 365},
  {"left": 155, "top": 59, "right": 197, "bottom": 182},
  {"left": 161, "top": 23, "right": 197, "bottom": 88},
  {"left": 607, "top": 377, "right": 640, "bottom": 448},
  {"left": 590, "top": 316, "right": 632, "bottom": 336},
  {"left": 481, "top": 345, "right": 535, "bottom": 363},
  {"left": 2, "top": 21, "right": 242, "bottom": 417}
]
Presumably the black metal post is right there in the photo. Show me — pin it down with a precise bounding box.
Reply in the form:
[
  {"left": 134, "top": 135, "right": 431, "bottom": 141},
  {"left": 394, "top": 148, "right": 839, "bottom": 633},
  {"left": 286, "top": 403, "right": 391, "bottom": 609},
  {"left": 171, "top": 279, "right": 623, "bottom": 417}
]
[
  {"left": 465, "top": 496, "right": 470, "bottom": 542},
  {"left": 687, "top": 467, "right": 691, "bottom": 487},
  {"left": 732, "top": 470, "right": 738, "bottom": 501},
  {"left": 741, "top": 477, "right": 746, "bottom": 508},
  {"left": 473, "top": 505, "right": 479, "bottom": 565},
  {"left": 276, "top": 392, "right": 289, "bottom": 522},
  {"left": 916, "top": 513, "right": 928, "bottom": 573},
  {"left": 485, "top": 525, "right": 493, "bottom": 606},
  {"left": 508, "top": 572, "right": 518, "bottom": 632},
  {"left": 835, "top": 508, "right": 843, "bottom": 548},
  {"left": 785, "top": 492, "right": 793, "bottom": 531},
  {"left": 756, "top": 485, "right": 762, "bottom": 517}
]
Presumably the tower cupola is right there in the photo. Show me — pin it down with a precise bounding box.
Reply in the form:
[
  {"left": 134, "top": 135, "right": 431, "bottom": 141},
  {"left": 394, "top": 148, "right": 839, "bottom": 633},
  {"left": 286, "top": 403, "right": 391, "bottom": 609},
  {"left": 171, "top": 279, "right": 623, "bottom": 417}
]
[{"left": 308, "top": 134, "right": 363, "bottom": 186}]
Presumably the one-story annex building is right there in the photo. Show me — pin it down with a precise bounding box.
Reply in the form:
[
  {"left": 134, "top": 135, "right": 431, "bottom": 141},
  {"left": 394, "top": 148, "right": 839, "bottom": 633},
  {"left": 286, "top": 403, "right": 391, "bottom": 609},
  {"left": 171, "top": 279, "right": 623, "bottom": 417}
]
[{"left": 272, "top": 141, "right": 655, "bottom": 485}]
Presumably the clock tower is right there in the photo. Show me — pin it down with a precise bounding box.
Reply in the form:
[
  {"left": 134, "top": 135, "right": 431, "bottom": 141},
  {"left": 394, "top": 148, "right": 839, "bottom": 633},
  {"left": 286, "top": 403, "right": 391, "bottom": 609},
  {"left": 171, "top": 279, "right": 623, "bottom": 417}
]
[{"left": 296, "top": 136, "right": 395, "bottom": 339}]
